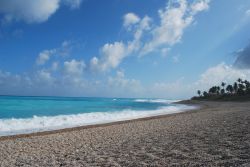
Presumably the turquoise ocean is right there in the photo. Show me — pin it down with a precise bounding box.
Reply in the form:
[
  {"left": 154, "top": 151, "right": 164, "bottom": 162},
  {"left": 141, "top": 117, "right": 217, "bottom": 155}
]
[{"left": 0, "top": 96, "right": 195, "bottom": 136}]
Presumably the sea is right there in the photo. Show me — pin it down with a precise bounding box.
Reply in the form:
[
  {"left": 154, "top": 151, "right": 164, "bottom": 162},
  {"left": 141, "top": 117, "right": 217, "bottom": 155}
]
[{"left": 0, "top": 96, "right": 195, "bottom": 136}]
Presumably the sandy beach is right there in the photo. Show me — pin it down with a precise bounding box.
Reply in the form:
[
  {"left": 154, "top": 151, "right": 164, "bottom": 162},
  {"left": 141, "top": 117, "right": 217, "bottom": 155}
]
[{"left": 0, "top": 101, "right": 249, "bottom": 166}]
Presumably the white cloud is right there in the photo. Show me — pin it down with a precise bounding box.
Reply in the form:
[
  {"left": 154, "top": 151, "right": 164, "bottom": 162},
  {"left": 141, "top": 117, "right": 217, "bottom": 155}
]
[
  {"left": 36, "top": 70, "right": 54, "bottom": 84},
  {"left": 0, "top": 70, "right": 34, "bottom": 95},
  {"left": 123, "top": 13, "right": 140, "bottom": 28},
  {"left": 132, "top": 15, "right": 152, "bottom": 43},
  {"left": 90, "top": 56, "right": 99, "bottom": 71},
  {"left": 90, "top": 42, "right": 128, "bottom": 72},
  {"left": 51, "top": 62, "right": 59, "bottom": 71},
  {"left": 35, "top": 40, "right": 74, "bottom": 66},
  {"left": 88, "top": 0, "right": 210, "bottom": 72},
  {"left": 101, "top": 42, "right": 127, "bottom": 69},
  {"left": 36, "top": 49, "right": 56, "bottom": 65},
  {"left": 191, "top": 0, "right": 210, "bottom": 14},
  {"left": 0, "top": 0, "right": 60, "bottom": 23},
  {"left": 195, "top": 63, "right": 250, "bottom": 90},
  {"left": 90, "top": 15, "right": 152, "bottom": 72},
  {"left": 0, "top": 0, "right": 83, "bottom": 24},
  {"left": 141, "top": 0, "right": 190, "bottom": 54},
  {"left": 0, "top": 69, "right": 143, "bottom": 97},
  {"left": 2, "top": 62, "right": 250, "bottom": 98},
  {"left": 147, "top": 63, "right": 250, "bottom": 99},
  {"left": 107, "top": 71, "right": 143, "bottom": 96},
  {"left": 64, "top": 59, "right": 86, "bottom": 76},
  {"left": 141, "top": 0, "right": 210, "bottom": 55},
  {"left": 150, "top": 78, "right": 190, "bottom": 98}
]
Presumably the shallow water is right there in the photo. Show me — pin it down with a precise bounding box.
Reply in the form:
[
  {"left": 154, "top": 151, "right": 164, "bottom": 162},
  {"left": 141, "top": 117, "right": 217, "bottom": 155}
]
[{"left": 0, "top": 96, "right": 195, "bottom": 136}]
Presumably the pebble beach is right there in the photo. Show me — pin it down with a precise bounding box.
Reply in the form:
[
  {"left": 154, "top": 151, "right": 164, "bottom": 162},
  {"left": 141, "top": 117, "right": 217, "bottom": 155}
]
[{"left": 0, "top": 101, "right": 249, "bottom": 166}]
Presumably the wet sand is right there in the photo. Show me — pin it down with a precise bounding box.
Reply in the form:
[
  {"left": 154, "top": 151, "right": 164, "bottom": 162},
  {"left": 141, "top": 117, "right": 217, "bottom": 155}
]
[{"left": 0, "top": 101, "right": 249, "bottom": 166}]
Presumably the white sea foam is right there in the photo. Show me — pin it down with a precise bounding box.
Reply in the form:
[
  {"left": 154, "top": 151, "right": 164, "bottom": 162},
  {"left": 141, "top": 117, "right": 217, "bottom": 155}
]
[
  {"left": 134, "top": 99, "right": 181, "bottom": 103},
  {"left": 0, "top": 105, "right": 196, "bottom": 136}
]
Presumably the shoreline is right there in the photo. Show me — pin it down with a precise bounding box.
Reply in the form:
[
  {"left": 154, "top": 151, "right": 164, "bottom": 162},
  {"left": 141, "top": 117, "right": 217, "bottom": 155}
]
[
  {"left": 1, "top": 100, "right": 249, "bottom": 166},
  {"left": 0, "top": 100, "right": 200, "bottom": 141}
]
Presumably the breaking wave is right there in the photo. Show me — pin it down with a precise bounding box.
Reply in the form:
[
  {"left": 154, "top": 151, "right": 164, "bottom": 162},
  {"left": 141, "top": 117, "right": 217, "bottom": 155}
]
[
  {"left": 0, "top": 104, "right": 195, "bottom": 136},
  {"left": 134, "top": 99, "right": 181, "bottom": 103}
]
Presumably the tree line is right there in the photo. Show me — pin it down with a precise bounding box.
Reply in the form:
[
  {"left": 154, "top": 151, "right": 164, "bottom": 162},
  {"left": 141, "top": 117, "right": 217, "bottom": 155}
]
[{"left": 192, "top": 78, "right": 250, "bottom": 101}]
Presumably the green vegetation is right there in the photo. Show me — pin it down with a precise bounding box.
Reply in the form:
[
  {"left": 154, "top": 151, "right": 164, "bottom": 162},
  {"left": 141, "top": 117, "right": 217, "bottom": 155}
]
[{"left": 192, "top": 78, "right": 250, "bottom": 101}]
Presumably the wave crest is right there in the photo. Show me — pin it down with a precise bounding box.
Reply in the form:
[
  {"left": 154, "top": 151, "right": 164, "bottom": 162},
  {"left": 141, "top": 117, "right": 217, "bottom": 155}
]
[
  {"left": 134, "top": 99, "right": 180, "bottom": 103},
  {"left": 0, "top": 104, "right": 196, "bottom": 136}
]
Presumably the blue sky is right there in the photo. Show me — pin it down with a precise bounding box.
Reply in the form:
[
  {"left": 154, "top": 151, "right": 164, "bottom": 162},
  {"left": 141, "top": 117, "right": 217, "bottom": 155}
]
[{"left": 1, "top": 0, "right": 250, "bottom": 98}]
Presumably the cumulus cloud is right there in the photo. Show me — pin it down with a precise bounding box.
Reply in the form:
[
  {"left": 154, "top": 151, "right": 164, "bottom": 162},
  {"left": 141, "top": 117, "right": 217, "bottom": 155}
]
[
  {"left": 88, "top": 0, "right": 210, "bottom": 72},
  {"left": 131, "top": 15, "right": 152, "bottom": 45},
  {"left": 2, "top": 62, "right": 250, "bottom": 98},
  {"left": 0, "top": 68, "right": 143, "bottom": 97},
  {"left": 0, "top": 0, "right": 60, "bottom": 23},
  {"left": 149, "top": 78, "right": 189, "bottom": 98},
  {"left": 51, "top": 62, "right": 59, "bottom": 71},
  {"left": 90, "top": 15, "right": 152, "bottom": 72},
  {"left": 0, "top": 70, "right": 32, "bottom": 95},
  {"left": 36, "top": 70, "right": 54, "bottom": 84},
  {"left": 0, "top": 0, "right": 213, "bottom": 97},
  {"left": 0, "top": 68, "right": 85, "bottom": 96},
  {"left": 108, "top": 71, "right": 140, "bottom": 89},
  {"left": 147, "top": 63, "right": 250, "bottom": 99},
  {"left": 141, "top": 0, "right": 210, "bottom": 55},
  {"left": 36, "top": 49, "right": 56, "bottom": 65},
  {"left": 107, "top": 71, "right": 143, "bottom": 96},
  {"left": 194, "top": 63, "right": 250, "bottom": 95},
  {"left": 90, "top": 42, "right": 128, "bottom": 72},
  {"left": 36, "top": 40, "right": 74, "bottom": 66},
  {"left": 190, "top": 0, "right": 210, "bottom": 14},
  {"left": 0, "top": 0, "right": 83, "bottom": 24},
  {"left": 123, "top": 13, "right": 141, "bottom": 28},
  {"left": 64, "top": 59, "right": 86, "bottom": 76},
  {"left": 196, "top": 63, "right": 250, "bottom": 89}
]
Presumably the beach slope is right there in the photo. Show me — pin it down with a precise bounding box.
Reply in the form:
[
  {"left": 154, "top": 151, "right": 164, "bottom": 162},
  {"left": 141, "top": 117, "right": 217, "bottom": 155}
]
[{"left": 0, "top": 101, "right": 249, "bottom": 166}]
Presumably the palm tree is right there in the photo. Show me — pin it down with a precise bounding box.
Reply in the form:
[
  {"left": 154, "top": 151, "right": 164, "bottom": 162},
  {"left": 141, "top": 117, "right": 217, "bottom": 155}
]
[
  {"left": 221, "top": 82, "right": 226, "bottom": 89},
  {"left": 244, "top": 80, "right": 250, "bottom": 94},
  {"left": 220, "top": 89, "right": 225, "bottom": 95},
  {"left": 215, "top": 86, "right": 220, "bottom": 95},
  {"left": 226, "top": 85, "right": 233, "bottom": 94},
  {"left": 237, "top": 83, "right": 245, "bottom": 95},
  {"left": 209, "top": 86, "right": 217, "bottom": 94},
  {"left": 197, "top": 90, "right": 201, "bottom": 97},
  {"left": 203, "top": 91, "right": 208, "bottom": 97},
  {"left": 244, "top": 80, "right": 250, "bottom": 89},
  {"left": 233, "top": 82, "right": 238, "bottom": 93},
  {"left": 192, "top": 79, "right": 250, "bottom": 100}
]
